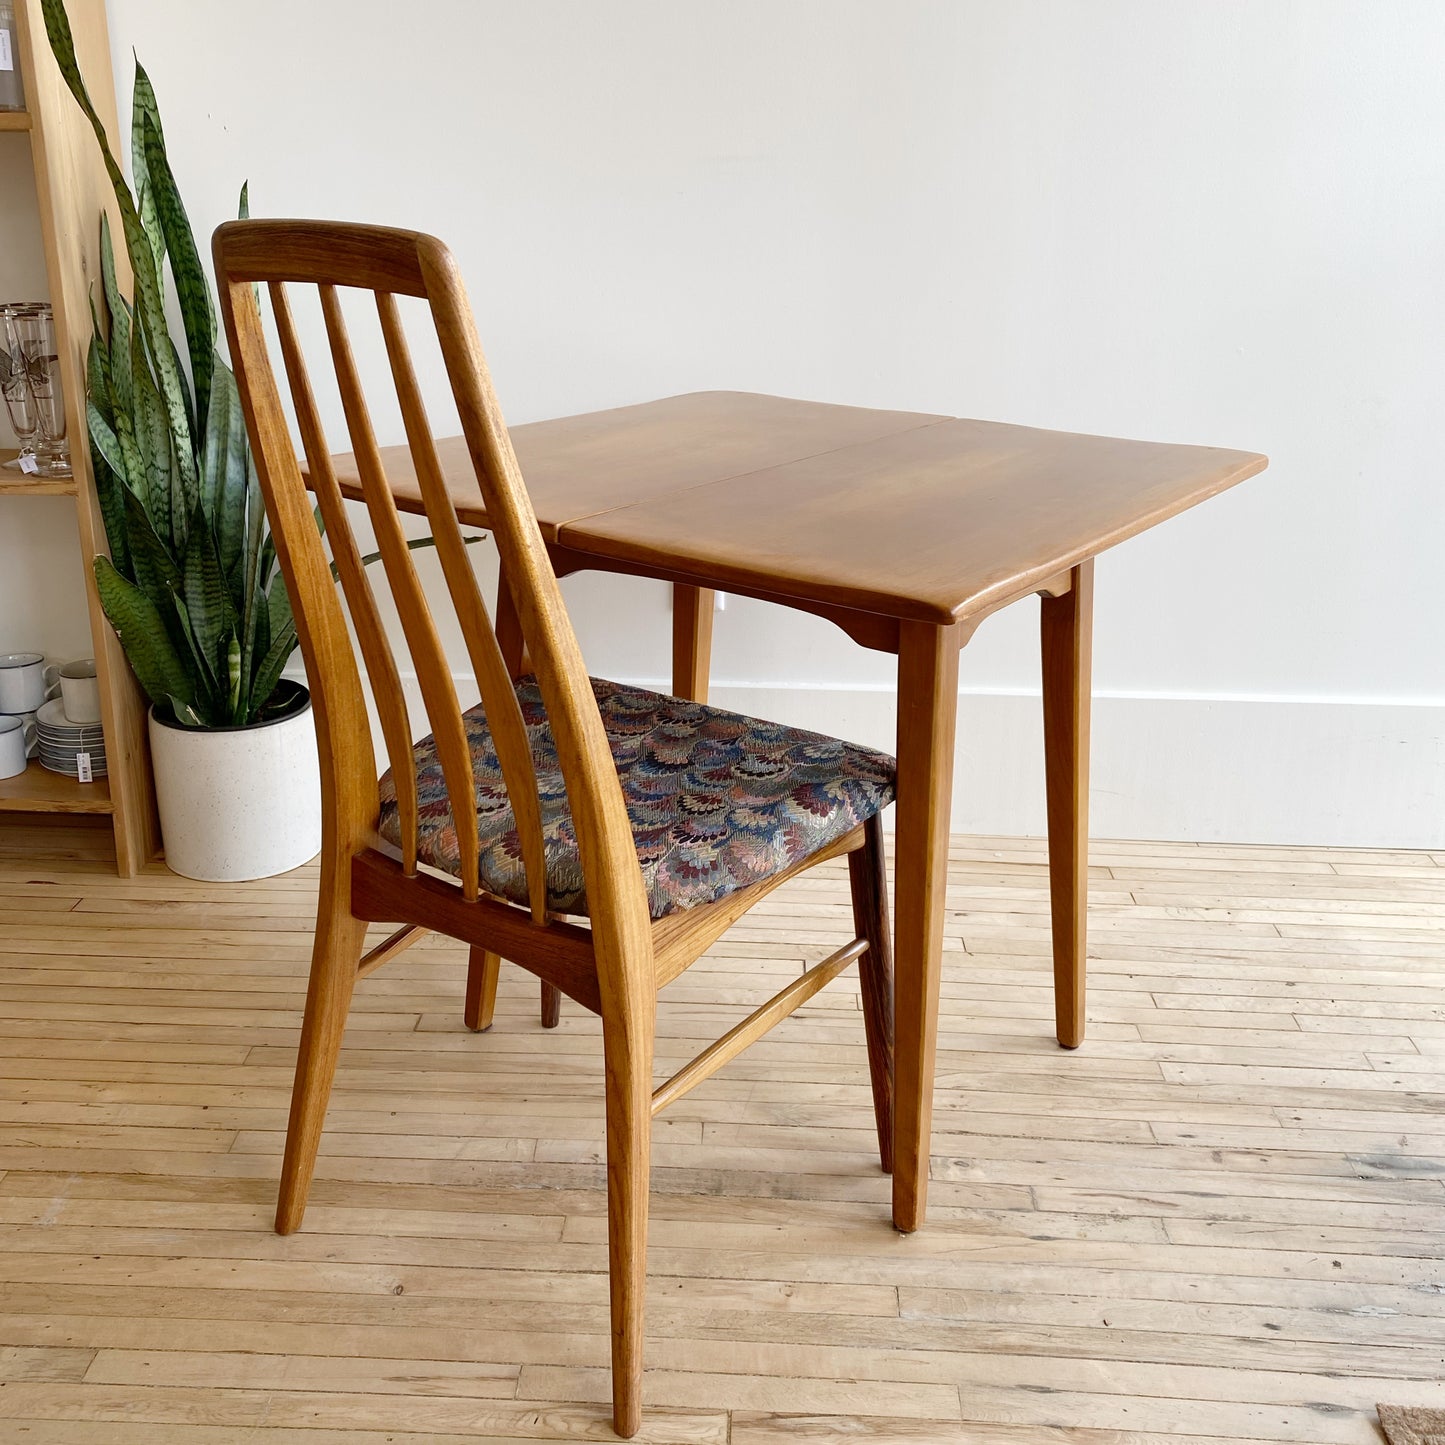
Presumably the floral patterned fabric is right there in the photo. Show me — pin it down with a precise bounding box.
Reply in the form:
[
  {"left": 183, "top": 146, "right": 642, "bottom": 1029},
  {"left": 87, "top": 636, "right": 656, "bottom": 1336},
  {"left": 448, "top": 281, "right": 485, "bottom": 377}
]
[{"left": 377, "top": 676, "right": 896, "bottom": 920}]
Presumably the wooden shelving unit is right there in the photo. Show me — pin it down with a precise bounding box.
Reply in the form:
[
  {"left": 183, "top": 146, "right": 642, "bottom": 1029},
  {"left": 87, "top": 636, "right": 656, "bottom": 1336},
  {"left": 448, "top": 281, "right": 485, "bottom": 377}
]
[{"left": 0, "top": 0, "right": 159, "bottom": 872}]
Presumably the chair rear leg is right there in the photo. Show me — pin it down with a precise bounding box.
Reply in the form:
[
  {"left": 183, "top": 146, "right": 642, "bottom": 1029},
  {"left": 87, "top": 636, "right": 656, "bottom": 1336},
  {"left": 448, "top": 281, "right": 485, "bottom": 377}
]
[
  {"left": 465, "top": 948, "right": 501, "bottom": 1031},
  {"left": 849, "top": 814, "right": 895, "bottom": 1174},
  {"left": 276, "top": 871, "right": 368, "bottom": 1235},
  {"left": 497, "top": 562, "right": 557, "bottom": 1035},
  {"left": 601, "top": 1005, "right": 654, "bottom": 1437},
  {"left": 465, "top": 952, "right": 561, "bottom": 1030}
]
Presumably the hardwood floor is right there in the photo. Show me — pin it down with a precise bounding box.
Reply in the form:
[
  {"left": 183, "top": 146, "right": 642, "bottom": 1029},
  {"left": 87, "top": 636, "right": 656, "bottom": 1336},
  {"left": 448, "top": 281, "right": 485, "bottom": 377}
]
[{"left": 0, "top": 817, "right": 1442, "bottom": 1443}]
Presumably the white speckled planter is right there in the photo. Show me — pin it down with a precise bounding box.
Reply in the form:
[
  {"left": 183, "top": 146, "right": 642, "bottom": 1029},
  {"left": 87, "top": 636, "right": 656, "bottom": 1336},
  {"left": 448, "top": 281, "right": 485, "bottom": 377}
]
[{"left": 149, "top": 681, "right": 322, "bottom": 881}]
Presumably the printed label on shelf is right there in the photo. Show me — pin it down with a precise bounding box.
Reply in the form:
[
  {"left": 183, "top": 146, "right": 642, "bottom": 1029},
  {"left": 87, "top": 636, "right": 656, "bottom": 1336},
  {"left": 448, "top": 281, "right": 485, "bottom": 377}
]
[
  {"left": 0, "top": 32, "right": 12, "bottom": 71},
  {"left": 76, "top": 752, "right": 93, "bottom": 783}
]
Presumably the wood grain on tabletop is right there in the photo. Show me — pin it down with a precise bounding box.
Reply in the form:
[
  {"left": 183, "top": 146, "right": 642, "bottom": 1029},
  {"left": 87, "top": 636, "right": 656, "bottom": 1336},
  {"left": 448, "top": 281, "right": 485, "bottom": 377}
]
[
  {"left": 327, "top": 390, "right": 949, "bottom": 539},
  {"left": 561, "top": 406, "right": 1267, "bottom": 624}
]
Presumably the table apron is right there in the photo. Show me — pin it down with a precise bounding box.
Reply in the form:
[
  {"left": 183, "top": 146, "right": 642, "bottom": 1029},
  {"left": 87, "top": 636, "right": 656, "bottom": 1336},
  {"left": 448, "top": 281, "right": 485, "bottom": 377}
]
[{"left": 546, "top": 541, "right": 904, "bottom": 655}]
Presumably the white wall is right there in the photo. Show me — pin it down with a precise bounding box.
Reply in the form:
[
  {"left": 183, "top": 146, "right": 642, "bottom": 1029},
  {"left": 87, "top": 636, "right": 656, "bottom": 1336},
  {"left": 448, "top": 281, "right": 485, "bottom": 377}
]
[{"left": 93, "top": 0, "right": 1443, "bottom": 845}]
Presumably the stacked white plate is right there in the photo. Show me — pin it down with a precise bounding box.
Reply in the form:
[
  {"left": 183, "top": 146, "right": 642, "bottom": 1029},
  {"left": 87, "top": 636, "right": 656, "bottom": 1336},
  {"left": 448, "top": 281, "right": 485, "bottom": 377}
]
[{"left": 36, "top": 698, "right": 107, "bottom": 778}]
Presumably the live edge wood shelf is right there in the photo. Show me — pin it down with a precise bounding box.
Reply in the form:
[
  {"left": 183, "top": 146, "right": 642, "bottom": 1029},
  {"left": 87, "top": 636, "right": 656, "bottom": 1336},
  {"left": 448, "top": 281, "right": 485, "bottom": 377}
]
[{"left": 0, "top": 1, "right": 159, "bottom": 870}]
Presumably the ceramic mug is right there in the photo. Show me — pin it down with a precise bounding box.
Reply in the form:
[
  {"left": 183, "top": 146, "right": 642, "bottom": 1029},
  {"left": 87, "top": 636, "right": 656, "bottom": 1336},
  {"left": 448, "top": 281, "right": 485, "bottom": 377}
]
[
  {"left": 0, "top": 713, "right": 30, "bottom": 779},
  {"left": 58, "top": 658, "right": 101, "bottom": 724},
  {"left": 0, "top": 653, "right": 58, "bottom": 714},
  {"left": 1, "top": 710, "right": 39, "bottom": 758}
]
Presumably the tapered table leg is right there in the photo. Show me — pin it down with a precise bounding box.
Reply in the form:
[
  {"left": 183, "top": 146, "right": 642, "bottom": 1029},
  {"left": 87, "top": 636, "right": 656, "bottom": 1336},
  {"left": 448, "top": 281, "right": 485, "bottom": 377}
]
[
  {"left": 671, "top": 585, "right": 715, "bottom": 702},
  {"left": 1040, "top": 560, "right": 1093, "bottom": 1050},
  {"left": 891, "top": 619, "right": 962, "bottom": 1233}
]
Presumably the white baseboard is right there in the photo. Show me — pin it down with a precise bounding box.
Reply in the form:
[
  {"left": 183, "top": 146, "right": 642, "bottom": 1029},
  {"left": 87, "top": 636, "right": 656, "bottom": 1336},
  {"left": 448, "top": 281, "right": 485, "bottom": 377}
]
[
  {"left": 341, "top": 663, "right": 1445, "bottom": 850},
  {"left": 698, "top": 683, "right": 1445, "bottom": 851}
]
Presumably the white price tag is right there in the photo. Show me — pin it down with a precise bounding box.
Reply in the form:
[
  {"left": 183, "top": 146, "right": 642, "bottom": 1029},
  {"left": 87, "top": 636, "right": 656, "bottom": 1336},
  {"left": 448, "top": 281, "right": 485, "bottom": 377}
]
[
  {"left": 18, "top": 452, "right": 38, "bottom": 474},
  {"left": 0, "top": 31, "right": 13, "bottom": 72},
  {"left": 76, "top": 752, "right": 93, "bottom": 783}
]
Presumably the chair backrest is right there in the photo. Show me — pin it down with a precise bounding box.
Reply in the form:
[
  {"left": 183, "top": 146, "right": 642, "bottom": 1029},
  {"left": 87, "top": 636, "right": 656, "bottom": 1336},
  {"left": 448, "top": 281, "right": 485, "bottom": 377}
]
[{"left": 212, "top": 220, "right": 653, "bottom": 985}]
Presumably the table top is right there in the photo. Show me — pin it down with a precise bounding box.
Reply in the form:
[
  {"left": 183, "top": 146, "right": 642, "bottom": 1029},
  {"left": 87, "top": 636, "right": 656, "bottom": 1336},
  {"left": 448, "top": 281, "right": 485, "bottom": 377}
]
[{"left": 328, "top": 390, "right": 1267, "bottom": 627}]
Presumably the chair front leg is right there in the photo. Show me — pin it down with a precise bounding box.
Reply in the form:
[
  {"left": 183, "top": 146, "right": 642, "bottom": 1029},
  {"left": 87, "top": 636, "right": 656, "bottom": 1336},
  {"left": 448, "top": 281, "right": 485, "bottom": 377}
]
[
  {"left": 601, "top": 1002, "right": 655, "bottom": 1438},
  {"left": 849, "top": 814, "right": 895, "bottom": 1174},
  {"left": 276, "top": 859, "right": 369, "bottom": 1235}
]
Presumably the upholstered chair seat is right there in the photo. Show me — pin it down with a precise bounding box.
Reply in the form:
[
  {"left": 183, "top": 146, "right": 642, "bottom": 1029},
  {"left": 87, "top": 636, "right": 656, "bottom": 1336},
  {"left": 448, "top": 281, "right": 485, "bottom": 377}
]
[{"left": 380, "top": 675, "right": 896, "bottom": 919}]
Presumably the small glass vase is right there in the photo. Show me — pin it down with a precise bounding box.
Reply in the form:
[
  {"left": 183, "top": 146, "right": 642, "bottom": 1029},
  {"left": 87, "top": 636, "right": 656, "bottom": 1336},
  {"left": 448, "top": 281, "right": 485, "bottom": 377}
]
[
  {"left": 0, "top": 302, "right": 46, "bottom": 474},
  {"left": 0, "top": 2, "right": 25, "bottom": 113},
  {"left": 11, "top": 304, "right": 70, "bottom": 477}
]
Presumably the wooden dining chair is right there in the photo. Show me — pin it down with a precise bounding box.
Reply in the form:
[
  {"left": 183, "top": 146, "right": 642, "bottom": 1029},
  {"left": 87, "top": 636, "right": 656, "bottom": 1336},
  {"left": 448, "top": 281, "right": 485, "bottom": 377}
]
[{"left": 213, "top": 219, "right": 899, "bottom": 1438}]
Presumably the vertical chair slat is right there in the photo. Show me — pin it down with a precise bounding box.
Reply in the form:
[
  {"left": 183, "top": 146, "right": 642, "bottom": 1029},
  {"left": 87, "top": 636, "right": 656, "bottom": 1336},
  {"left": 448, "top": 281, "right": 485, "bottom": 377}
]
[
  {"left": 268, "top": 281, "right": 421, "bottom": 874},
  {"left": 376, "top": 293, "right": 550, "bottom": 924},
  {"left": 318, "top": 285, "right": 483, "bottom": 903}
]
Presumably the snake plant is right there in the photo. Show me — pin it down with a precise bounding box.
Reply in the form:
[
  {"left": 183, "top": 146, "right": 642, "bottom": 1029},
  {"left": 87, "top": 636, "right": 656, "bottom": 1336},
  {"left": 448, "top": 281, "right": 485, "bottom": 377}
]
[
  {"left": 41, "top": 1, "right": 297, "bottom": 728},
  {"left": 44, "top": 3, "right": 481, "bottom": 728}
]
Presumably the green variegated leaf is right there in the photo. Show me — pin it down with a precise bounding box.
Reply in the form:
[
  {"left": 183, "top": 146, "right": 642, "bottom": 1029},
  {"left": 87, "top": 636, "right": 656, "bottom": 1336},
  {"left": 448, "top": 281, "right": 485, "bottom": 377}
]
[
  {"left": 121, "top": 488, "right": 185, "bottom": 671},
  {"left": 99, "top": 214, "right": 119, "bottom": 328},
  {"left": 130, "top": 317, "right": 176, "bottom": 546},
  {"left": 131, "top": 63, "right": 166, "bottom": 288},
  {"left": 93, "top": 555, "right": 194, "bottom": 710},
  {"left": 136, "top": 179, "right": 164, "bottom": 305},
  {"left": 87, "top": 397, "right": 125, "bottom": 481},
  {"left": 235, "top": 490, "right": 269, "bottom": 713},
  {"left": 237, "top": 181, "right": 261, "bottom": 311},
  {"left": 88, "top": 435, "right": 129, "bottom": 581},
  {"left": 99, "top": 216, "right": 132, "bottom": 417},
  {"left": 203, "top": 363, "right": 248, "bottom": 577},
  {"left": 225, "top": 630, "right": 243, "bottom": 721},
  {"left": 354, "top": 533, "right": 484, "bottom": 572},
  {"left": 251, "top": 585, "right": 271, "bottom": 679},
  {"left": 170, "top": 592, "right": 219, "bottom": 711},
  {"left": 248, "top": 619, "right": 296, "bottom": 715},
  {"left": 181, "top": 504, "right": 238, "bottom": 686},
  {"left": 112, "top": 396, "right": 145, "bottom": 501},
  {"left": 142, "top": 108, "right": 215, "bottom": 438},
  {"left": 253, "top": 551, "right": 303, "bottom": 709},
  {"left": 241, "top": 451, "right": 265, "bottom": 602},
  {"left": 169, "top": 333, "right": 196, "bottom": 450},
  {"left": 165, "top": 693, "right": 204, "bottom": 728},
  {"left": 266, "top": 573, "right": 293, "bottom": 645},
  {"left": 131, "top": 62, "right": 162, "bottom": 175},
  {"left": 86, "top": 310, "right": 111, "bottom": 421},
  {"left": 124, "top": 203, "right": 196, "bottom": 501}
]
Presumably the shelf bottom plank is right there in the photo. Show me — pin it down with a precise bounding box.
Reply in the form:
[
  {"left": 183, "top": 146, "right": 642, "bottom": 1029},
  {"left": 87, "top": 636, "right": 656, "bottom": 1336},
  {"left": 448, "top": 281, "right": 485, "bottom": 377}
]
[
  {"left": 0, "top": 759, "right": 113, "bottom": 814},
  {"left": 0, "top": 449, "right": 79, "bottom": 495}
]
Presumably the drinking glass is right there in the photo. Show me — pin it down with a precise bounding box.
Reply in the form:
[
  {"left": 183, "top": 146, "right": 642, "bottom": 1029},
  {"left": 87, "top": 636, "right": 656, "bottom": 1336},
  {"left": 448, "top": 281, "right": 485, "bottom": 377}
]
[
  {"left": 0, "top": 2, "right": 25, "bottom": 113},
  {"left": 0, "top": 303, "right": 44, "bottom": 472},
  {"left": 12, "top": 303, "right": 69, "bottom": 477}
]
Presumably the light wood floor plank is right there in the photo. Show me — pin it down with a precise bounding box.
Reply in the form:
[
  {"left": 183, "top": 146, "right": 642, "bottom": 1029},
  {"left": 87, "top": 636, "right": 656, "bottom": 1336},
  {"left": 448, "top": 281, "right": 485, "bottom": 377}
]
[{"left": 0, "top": 830, "right": 1439, "bottom": 1441}]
